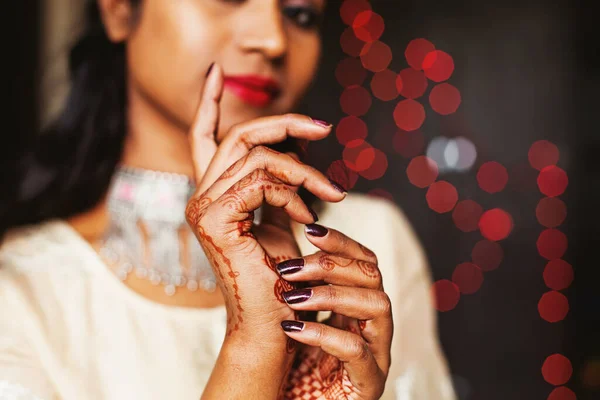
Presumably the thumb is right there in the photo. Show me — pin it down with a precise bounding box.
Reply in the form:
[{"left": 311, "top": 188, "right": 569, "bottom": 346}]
[{"left": 189, "top": 62, "right": 224, "bottom": 185}]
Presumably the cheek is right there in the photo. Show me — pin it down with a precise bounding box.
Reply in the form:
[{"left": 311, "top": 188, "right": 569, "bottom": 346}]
[
  {"left": 283, "top": 36, "right": 321, "bottom": 106},
  {"left": 126, "top": 0, "right": 223, "bottom": 124}
]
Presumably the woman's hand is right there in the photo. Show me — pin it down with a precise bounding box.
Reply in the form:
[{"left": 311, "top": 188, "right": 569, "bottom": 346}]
[
  {"left": 185, "top": 63, "right": 345, "bottom": 342},
  {"left": 276, "top": 225, "right": 393, "bottom": 400}
]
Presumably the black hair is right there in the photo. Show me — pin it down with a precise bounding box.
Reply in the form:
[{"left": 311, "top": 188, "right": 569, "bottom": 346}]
[{"left": 0, "top": 0, "right": 137, "bottom": 239}]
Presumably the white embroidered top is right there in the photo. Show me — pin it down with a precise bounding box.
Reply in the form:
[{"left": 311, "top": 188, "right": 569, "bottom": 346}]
[{"left": 0, "top": 193, "right": 456, "bottom": 400}]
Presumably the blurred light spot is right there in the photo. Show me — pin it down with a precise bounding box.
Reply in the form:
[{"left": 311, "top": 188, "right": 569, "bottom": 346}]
[
  {"left": 429, "top": 83, "right": 461, "bottom": 115},
  {"left": 340, "top": 27, "right": 365, "bottom": 57},
  {"left": 444, "top": 140, "right": 459, "bottom": 168},
  {"left": 340, "top": 0, "right": 371, "bottom": 25},
  {"left": 336, "top": 116, "right": 368, "bottom": 145},
  {"left": 426, "top": 136, "right": 450, "bottom": 171},
  {"left": 343, "top": 139, "right": 375, "bottom": 172},
  {"left": 547, "top": 387, "right": 577, "bottom": 400},
  {"left": 479, "top": 208, "right": 513, "bottom": 241},
  {"left": 472, "top": 240, "right": 504, "bottom": 271},
  {"left": 368, "top": 188, "right": 394, "bottom": 202},
  {"left": 406, "top": 156, "right": 439, "bottom": 188},
  {"left": 529, "top": 140, "right": 560, "bottom": 171},
  {"left": 335, "top": 57, "right": 367, "bottom": 88},
  {"left": 359, "top": 148, "right": 388, "bottom": 180},
  {"left": 477, "top": 161, "right": 509, "bottom": 194},
  {"left": 582, "top": 359, "right": 600, "bottom": 389},
  {"left": 392, "top": 130, "right": 425, "bottom": 158},
  {"left": 394, "top": 99, "right": 426, "bottom": 131},
  {"left": 509, "top": 163, "right": 539, "bottom": 192},
  {"left": 371, "top": 69, "right": 399, "bottom": 101},
  {"left": 539, "top": 291, "right": 570, "bottom": 323},
  {"left": 360, "top": 40, "right": 393, "bottom": 72},
  {"left": 452, "top": 200, "right": 483, "bottom": 232},
  {"left": 452, "top": 263, "right": 484, "bottom": 294},
  {"left": 536, "top": 197, "right": 567, "bottom": 228},
  {"left": 426, "top": 181, "right": 458, "bottom": 213},
  {"left": 405, "top": 38, "right": 436, "bottom": 71},
  {"left": 450, "top": 137, "right": 477, "bottom": 172},
  {"left": 537, "top": 229, "right": 568, "bottom": 260},
  {"left": 397, "top": 68, "right": 428, "bottom": 99},
  {"left": 542, "top": 354, "right": 573, "bottom": 385},
  {"left": 543, "top": 259, "right": 574, "bottom": 291},
  {"left": 327, "top": 160, "right": 359, "bottom": 190},
  {"left": 423, "top": 50, "right": 455, "bottom": 82},
  {"left": 340, "top": 85, "right": 372, "bottom": 116},
  {"left": 432, "top": 279, "right": 460, "bottom": 312},
  {"left": 352, "top": 11, "right": 385, "bottom": 42},
  {"left": 538, "top": 166, "right": 568, "bottom": 197}
]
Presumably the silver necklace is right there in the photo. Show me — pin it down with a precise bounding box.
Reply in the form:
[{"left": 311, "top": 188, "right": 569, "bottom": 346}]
[{"left": 99, "top": 166, "right": 217, "bottom": 296}]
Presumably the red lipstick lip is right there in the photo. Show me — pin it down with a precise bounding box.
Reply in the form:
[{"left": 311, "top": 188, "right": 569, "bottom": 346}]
[{"left": 223, "top": 75, "right": 281, "bottom": 107}]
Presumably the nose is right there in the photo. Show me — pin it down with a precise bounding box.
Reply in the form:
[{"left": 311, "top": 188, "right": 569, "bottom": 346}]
[{"left": 236, "top": 2, "right": 288, "bottom": 62}]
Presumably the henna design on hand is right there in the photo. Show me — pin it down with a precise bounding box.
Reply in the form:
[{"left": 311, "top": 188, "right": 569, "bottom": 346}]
[
  {"left": 357, "top": 260, "right": 380, "bottom": 279},
  {"left": 265, "top": 254, "right": 295, "bottom": 303},
  {"left": 358, "top": 243, "right": 376, "bottom": 259},
  {"left": 317, "top": 254, "right": 353, "bottom": 272}
]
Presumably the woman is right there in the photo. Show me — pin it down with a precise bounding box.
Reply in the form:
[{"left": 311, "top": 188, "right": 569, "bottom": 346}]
[{"left": 0, "top": 0, "right": 455, "bottom": 399}]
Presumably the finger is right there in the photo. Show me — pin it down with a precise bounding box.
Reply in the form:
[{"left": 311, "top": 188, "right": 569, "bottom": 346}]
[
  {"left": 282, "top": 285, "right": 393, "bottom": 370},
  {"left": 303, "top": 224, "right": 378, "bottom": 263},
  {"left": 259, "top": 152, "right": 302, "bottom": 229},
  {"left": 189, "top": 63, "right": 224, "bottom": 183},
  {"left": 194, "top": 146, "right": 345, "bottom": 208},
  {"left": 196, "top": 114, "right": 333, "bottom": 194},
  {"left": 281, "top": 320, "right": 387, "bottom": 395},
  {"left": 275, "top": 252, "right": 382, "bottom": 290}
]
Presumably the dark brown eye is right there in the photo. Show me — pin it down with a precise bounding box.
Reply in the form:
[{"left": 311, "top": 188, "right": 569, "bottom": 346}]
[{"left": 283, "top": 6, "right": 321, "bottom": 29}]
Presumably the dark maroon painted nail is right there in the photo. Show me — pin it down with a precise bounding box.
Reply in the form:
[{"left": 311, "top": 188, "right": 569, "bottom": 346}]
[
  {"left": 281, "top": 320, "right": 305, "bottom": 332},
  {"left": 276, "top": 258, "right": 305, "bottom": 275},
  {"left": 311, "top": 118, "right": 332, "bottom": 128},
  {"left": 308, "top": 207, "right": 319, "bottom": 222},
  {"left": 205, "top": 62, "right": 215, "bottom": 77},
  {"left": 329, "top": 179, "right": 347, "bottom": 194},
  {"left": 305, "top": 224, "right": 328, "bottom": 237},
  {"left": 283, "top": 288, "right": 313, "bottom": 304}
]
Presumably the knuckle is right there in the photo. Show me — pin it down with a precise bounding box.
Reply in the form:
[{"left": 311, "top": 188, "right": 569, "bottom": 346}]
[
  {"left": 374, "top": 291, "right": 392, "bottom": 316},
  {"left": 347, "top": 336, "right": 370, "bottom": 363},
  {"left": 313, "top": 323, "right": 327, "bottom": 343},
  {"left": 249, "top": 145, "right": 269, "bottom": 161},
  {"left": 324, "top": 285, "right": 339, "bottom": 305}
]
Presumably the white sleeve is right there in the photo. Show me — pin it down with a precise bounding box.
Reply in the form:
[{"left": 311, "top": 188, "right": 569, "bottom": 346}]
[
  {"left": 0, "top": 271, "right": 57, "bottom": 400},
  {"left": 380, "top": 205, "right": 457, "bottom": 400}
]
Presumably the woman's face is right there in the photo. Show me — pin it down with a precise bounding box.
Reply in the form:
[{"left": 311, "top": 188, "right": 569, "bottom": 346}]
[{"left": 118, "top": 0, "right": 325, "bottom": 142}]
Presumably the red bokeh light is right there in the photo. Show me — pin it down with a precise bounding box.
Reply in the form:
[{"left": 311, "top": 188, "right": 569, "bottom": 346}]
[
  {"left": 340, "top": 0, "right": 372, "bottom": 25},
  {"left": 543, "top": 259, "right": 574, "bottom": 291},
  {"left": 472, "top": 240, "right": 504, "bottom": 271},
  {"left": 406, "top": 156, "right": 439, "bottom": 188},
  {"left": 542, "top": 354, "right": 573, "bottom": 385},
  {"left": 538, "top": 166, "right": 568, "bottom": 197},
  {"left": 360, "top": 40, "right": 392, "bottom": 72},
  {"left": 359, "top": 148, "right": 388, "bottom": 180},
  {"left": 340, "top": 27, "right": 365, "bottom": 57},
  {"left": 477, "top": 161, "right": 509, "bottom": 194},
  {"left": 537, "top": 229, "right": 568, "bottom": 260},
  {"left": 423, "top": 50, "right": 455, "bottom": 82},
  {"left": 479, "top": 209, "right": 513, "bottom": 241},
  {"left": 327, "top": 160, "right": 359, "bottom": 191},
  {"left": 432, "top": 279, "right": 460, "bottom": 312},
  {"left": 340, "top": 85, "right": 372, "bottom": 116},
  {"left": 538, "top": 291, "right": 570, "bottom": 323},
  {"left": 429, "top": 83, "right": 462, "bottom": 115},
  {"left": 394, "top": 99, "right": 426, "bottom": 131},
  {"left": 426, "top": 181, "right": 459, "bottom": 213},
  {"left": 529, "top": 140, "right": 560, "bottom": 171},
  {"left": 452, "top": 200, "right": 484, "bottom": 232},
  {"left": 336, "top": 116, "right": 368, "bottom": 145},
  {"left": 452, "top": 263, "right": 484, "bottom": 294},
  {"left": 335, "top": 57, "right": 367, "bottom": 88},
  {"left": 547, "top": 387, "right": 577, "bottom": 400},
  {"left": 405, "top": 38, "right": 436, "bottom": 71},
  {"left": 368, "top": 188, "right": 394, "bottom": 202},
  {"left": 536, "top": 197, "right": 567, "bottom": 228},
  {"left": 371, "top": 69, "right": 399, "bottom": 101},
  {"left": 392, "top": 130, "right": 425, "bottom": 158},
  {"left": 396, "top": 68, "right": 428, "bottom": 99},
  {"left": 352, "top": 11, "right": 385, "bottom": 43},
  {"left": 343, "top": 139, "right": 375, "bottom": 172}
]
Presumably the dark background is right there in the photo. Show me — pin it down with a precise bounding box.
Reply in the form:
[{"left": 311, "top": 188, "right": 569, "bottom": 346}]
[{"left": 10, "top": 1, "right": 598, "bottom": 399}]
